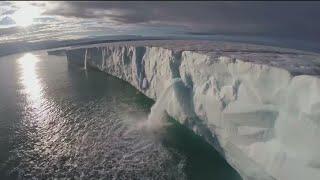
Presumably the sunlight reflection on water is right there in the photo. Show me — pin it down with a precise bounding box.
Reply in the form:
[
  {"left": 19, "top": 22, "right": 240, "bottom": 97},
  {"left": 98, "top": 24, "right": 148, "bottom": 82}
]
[
  {"left": 16, "top": 53, "right": 53, "bottom": 137},
  {"left": 18, "top": 53, "right": 43, "bottom": 108}
]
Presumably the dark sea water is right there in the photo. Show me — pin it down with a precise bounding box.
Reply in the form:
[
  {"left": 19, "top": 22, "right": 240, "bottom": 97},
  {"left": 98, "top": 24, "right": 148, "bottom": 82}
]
[{"left": 0, "top": 52, "right": 241, "bottom": 180}]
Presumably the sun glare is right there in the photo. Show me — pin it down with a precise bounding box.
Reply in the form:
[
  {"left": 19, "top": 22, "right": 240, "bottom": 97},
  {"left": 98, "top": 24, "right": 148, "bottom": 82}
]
[{"left": 12, "top": 5, "right": 41, "bottom": 27}]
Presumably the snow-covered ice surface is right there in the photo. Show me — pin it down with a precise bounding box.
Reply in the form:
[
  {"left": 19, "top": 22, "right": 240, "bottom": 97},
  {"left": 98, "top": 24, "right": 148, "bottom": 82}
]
[{"left": 61, "top": 40, "right": 320, "bottom": 180}]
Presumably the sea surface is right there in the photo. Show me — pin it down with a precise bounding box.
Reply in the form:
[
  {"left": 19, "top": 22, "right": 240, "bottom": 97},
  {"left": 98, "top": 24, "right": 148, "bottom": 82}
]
[{"left": 0, "top": 51, "right": 241, "bottom": 180}]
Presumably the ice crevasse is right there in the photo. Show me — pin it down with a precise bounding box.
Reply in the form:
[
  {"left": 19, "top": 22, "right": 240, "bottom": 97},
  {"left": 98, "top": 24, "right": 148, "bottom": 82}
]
[{"left": 63, "top": 40, "right": 320, "bottom": 180}]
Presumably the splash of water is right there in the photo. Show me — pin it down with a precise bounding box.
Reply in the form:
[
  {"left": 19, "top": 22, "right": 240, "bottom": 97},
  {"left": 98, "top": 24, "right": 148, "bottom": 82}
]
[{"left": 135, "top": 78, "right": 184, "bottom": 133}]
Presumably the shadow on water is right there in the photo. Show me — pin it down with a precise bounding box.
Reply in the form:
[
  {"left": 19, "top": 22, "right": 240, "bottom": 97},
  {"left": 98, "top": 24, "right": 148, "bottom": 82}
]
[
  {"left": 162, "top": 118, "right": 242, "bottom": 180},
  {"left": 67, "top": 63, "right": 154, "bottom": 109}
]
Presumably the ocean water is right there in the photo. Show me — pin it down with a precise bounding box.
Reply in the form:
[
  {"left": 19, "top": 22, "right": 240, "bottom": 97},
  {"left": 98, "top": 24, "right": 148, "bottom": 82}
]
[{"left": 0, "top": 51, "right": 241, "bottom": 180}]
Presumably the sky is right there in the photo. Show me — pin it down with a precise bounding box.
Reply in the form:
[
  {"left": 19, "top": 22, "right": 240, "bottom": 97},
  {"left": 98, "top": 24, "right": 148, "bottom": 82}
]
[{"left": 1, "top": 1, "right": 320, "bottom": 45}]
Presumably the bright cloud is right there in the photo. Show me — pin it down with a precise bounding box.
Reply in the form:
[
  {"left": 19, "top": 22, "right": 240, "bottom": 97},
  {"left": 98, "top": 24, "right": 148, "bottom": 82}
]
[{"left": 0, "top": 1, "right": 320, "bottom": 45}]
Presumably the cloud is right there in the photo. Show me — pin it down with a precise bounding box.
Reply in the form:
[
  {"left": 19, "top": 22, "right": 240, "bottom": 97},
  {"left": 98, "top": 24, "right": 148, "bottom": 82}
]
[
  {"left": 0, "top": 16, "right": 15, "bottom": 25},
  {"left": 2, "top": 9, "right": 15, "bottom": 16},
  {"left": 0, "top": 1, "right": 16, "bottom": 17},
  {"left": 1, "top": 1, "right": 320, "bottom": 44},
  {"left": 0, "top": 1, "right": 12, "bottom": 6},
  {"left": 42, "top": 1, "right": 320, "bottom": 41}
]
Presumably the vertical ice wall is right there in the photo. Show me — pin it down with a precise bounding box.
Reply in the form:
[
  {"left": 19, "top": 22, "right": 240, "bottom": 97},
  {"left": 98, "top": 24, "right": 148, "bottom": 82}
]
[{"left": 65, "top": 43, "right": 320, "bottom": 180}]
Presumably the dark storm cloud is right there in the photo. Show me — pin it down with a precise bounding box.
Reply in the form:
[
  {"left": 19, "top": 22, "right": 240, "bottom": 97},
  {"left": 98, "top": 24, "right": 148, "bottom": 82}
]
[
  {"left": 45, "top": 1, "right": 154, "bottom": 23},
  {"left": 43, "top": 1, "right": 320, "bottom": 41}
]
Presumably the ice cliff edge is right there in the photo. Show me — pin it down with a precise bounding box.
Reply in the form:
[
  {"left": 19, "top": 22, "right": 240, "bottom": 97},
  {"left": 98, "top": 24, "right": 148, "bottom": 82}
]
[{"left": 62, "top": 40, "right": 320, "bottom": 180}]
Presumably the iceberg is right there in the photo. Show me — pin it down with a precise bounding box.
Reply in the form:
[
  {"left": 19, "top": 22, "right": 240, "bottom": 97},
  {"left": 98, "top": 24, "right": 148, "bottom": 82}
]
[{"left": 63, "top": 40, "right": 320, "bottom": 180}]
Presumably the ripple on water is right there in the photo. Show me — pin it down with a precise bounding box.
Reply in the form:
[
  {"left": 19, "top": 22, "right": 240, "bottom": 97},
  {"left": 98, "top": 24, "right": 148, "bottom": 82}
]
[
  {"left": 9, "top": 97, "right": 187, "bottom": 180},
  {"left": 1, "top": 52, "right": 241, "bottom": 180}
]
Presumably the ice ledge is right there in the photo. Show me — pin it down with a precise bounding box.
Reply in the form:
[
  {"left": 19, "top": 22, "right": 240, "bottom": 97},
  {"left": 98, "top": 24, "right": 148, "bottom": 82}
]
[
  {"left": 61, "top": 40, "right": 320, "bottom": 180},
  {"left": 64, "top": 40, "right": 320, "bottom": 76}
]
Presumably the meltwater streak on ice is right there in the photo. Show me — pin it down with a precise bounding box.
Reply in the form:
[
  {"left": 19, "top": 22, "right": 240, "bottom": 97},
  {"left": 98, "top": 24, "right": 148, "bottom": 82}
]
[
  {"left": 83, "top": 48, "right": 89, "bottom": 79},
  {"left": 84, "top": 48, "right": 87, "bottom": 70}
]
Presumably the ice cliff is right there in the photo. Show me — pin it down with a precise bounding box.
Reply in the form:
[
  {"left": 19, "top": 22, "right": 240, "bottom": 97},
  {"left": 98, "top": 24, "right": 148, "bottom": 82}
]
[{"left": 63, "top": 40, "right": 320, "bottom": 180}]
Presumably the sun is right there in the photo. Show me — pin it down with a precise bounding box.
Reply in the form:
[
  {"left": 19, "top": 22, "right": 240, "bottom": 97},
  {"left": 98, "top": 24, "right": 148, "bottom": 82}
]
[{"left": 11, "top": 5, "right": 41, "bottom": 27}]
